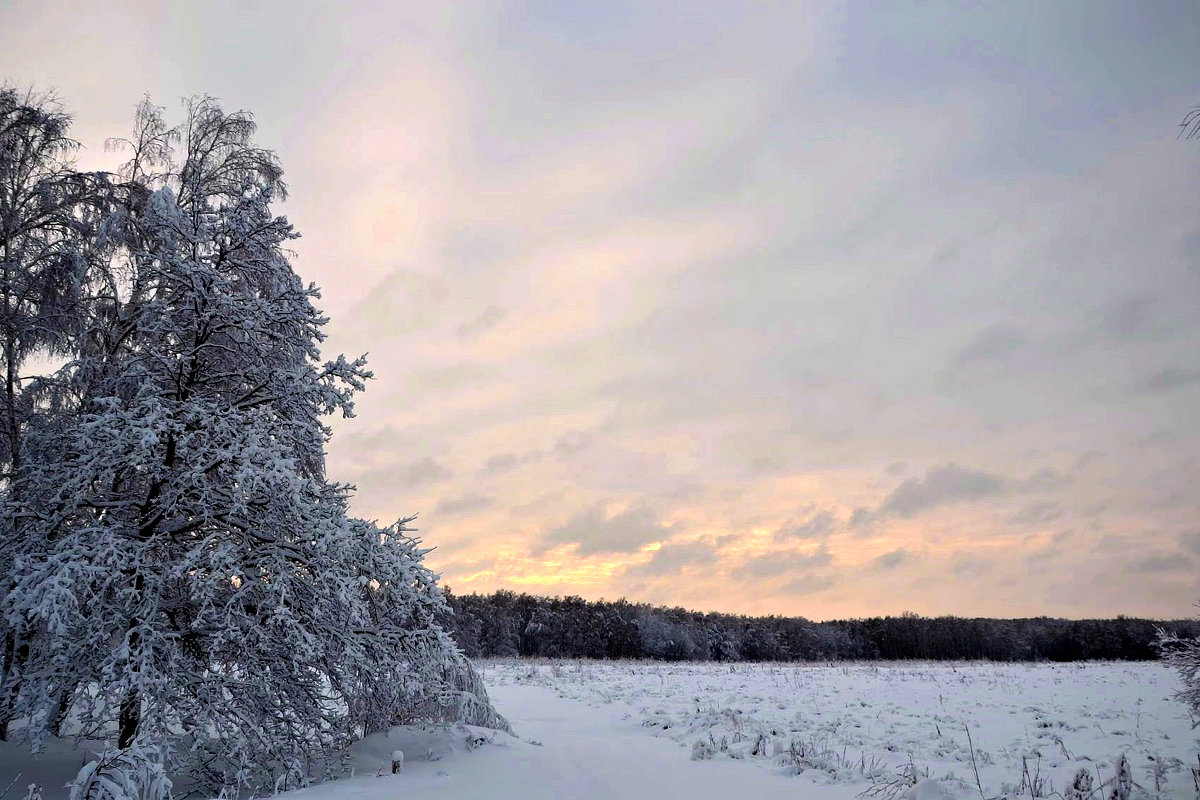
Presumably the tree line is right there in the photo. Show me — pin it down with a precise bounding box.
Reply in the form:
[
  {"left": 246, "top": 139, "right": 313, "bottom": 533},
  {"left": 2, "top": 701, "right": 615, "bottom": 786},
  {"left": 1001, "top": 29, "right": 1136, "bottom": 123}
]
[{"left": 443, "top": 590, "right": 1199, "bottom": 663}]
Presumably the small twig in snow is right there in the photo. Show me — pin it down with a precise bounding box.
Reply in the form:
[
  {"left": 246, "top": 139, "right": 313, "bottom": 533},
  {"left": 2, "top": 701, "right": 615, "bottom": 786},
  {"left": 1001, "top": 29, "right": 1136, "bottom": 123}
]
[{"left": 965, "top": 725, "right": 986, "bottom": 800}]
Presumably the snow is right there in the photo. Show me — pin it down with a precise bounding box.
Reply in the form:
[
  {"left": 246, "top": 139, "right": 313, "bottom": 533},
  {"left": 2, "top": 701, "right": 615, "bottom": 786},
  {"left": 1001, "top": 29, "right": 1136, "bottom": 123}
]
[
  {"left": 0, "top": 736, "right": 91, "bottom": 798},
  {"left": 1, "top": 660, "right": 1192, "bottom": 799},
  {"left": 288, "top": 683, "right": 834, "bottom": 800},
  {"left": 296, "top": 659, "right": 1195, "bottom": 799}
]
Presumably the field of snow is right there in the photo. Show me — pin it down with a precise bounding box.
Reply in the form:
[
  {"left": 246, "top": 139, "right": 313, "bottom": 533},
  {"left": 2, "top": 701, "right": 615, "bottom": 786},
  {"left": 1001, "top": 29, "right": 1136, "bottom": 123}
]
[
  {"left": 2, "top": 660, "right": 1193, "bottom": 799},
  {"left": 487, "top": 660, "right": 1197, "bottom": 798},
  {"left": 285, "top": 659, "right": 1196, "bottom": 800}
]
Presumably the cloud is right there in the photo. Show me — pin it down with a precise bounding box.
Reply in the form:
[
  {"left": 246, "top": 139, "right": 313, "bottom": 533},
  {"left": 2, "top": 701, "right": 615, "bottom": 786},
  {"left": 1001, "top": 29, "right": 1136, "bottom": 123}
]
[
  {"left": 437, "top": 555, "right": 496, "bottom": 577},
  {"left": 1128, "top": 553, "right": 1196, "bottom": 574},
  {"left": 20, "top": 0, "right": 1200, "bottom": 619},
  {"left": 478, "top": 450, "right": 542, "bottom": 476},
  {"left": 480, "top": 452, "right": 519, "bottom": 475},
  {"left": 455, "top": 305, "right": 507, "bottom": 339},
  {"left": 510, "top": 491, "right": 563, "bottom": 516},
  {"left": 775, "top": 510, "right": 836, "bottom": 541},
  {"left": 736, "top": 544, "right": 833, "bottom": 580},
  {"left": 434, "top": 492, "right": 494, "bottom": 515},
  {"left": 849, "top": 507, "right": 876, "bottom": 529},
  {"left": 878, "top": 464, "right": 1009, "bottom": 518},
  {"left": 1019, "top": 468, "right": 1073, "bottom": 493},
  {"left": 1008, "top": 501, "right": 1064, "bottom": 526},
  {"left": 553, "top": 430, "right": 594, "bottom": 459},
  {"left": 537, "top": 503, "right": 675, "bottom": 557},
  {"left": 1136, "top": 368, "right": 1200, "bottom": 394},
  {"left": 625, "top": 540, "right": 718, "bottom": 577},
  {"left": 396, "top": 456, "right": 452, "bottom": 487},
  {"left": 1098, "top": 293, "right": 1158, "bottom": 341},
  {"left": 749, "top": 455, "right": 784, "bottom": 474},
  {"left": 871, "top": 548, "right": 909, "bottom": 571},
  {"left": 861, "top": 464, "right": 1076, "bottom": 524},
  {"left": 951, "top": 324, "right": 1027, "bottom": 369},
  {"left": 1022, "top": 528, "right": 1075, "bottom": 563},
  {"left": 779, "top": 574, "right": 836, "bottom": 596},
  {"left": 951, "top": 554, "right": 992, "bottom": 578},
  {"left": 1139, "top": 429, "right": 1173, "bottom": 447}
]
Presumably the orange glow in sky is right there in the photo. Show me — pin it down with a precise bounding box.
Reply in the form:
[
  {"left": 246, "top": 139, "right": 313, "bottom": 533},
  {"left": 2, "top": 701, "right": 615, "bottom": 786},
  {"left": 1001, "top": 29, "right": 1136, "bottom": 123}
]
[{"left": 6, "top": 1, "right": 1199, "bottom": 620}]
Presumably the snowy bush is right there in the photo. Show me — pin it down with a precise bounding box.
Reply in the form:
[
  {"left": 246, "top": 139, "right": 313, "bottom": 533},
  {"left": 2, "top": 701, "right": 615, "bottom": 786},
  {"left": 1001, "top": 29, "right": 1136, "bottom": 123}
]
[
  {"left": 1157, "top": 627, "right": 1200, "bottom": 718},
  {"left": 1108, "top": 754, "right": 1132, "bottom": 800},
  {"left": 1066, "top": 767, "right": 1094, "bottom": 800},
  {"left": 67, "top": 745, "right": 171, "bottom": 800},
  {"left": 860, "top": 760, "right": 928, "bottom": 800},
  {"left": 690, "top": 738, "right": 715, "bottom": 760}
]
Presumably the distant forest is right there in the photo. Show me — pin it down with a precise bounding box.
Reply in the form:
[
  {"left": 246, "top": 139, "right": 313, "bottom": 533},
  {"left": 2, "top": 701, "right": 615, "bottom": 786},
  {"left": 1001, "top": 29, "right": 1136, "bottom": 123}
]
[{"left": 442, "top": 590, "right": 1199, "bottom": 662}]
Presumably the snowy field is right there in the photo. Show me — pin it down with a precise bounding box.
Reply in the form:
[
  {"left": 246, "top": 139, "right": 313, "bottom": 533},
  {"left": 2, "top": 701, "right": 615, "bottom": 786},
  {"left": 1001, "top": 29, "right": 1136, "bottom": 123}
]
[
  {"left": 288, "top": 659, "right": 1194, "bottom": 800},
  {"left": 1, "top": 660, "right": 1193, "bottom": 799},
  {"left": 496, "top": 660, "right": 1197, "bottom": 799}
]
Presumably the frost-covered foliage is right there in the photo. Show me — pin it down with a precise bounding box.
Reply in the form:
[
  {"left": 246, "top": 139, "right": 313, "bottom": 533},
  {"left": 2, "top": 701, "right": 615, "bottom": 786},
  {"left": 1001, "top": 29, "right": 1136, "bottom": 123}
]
[
  {"left": 0, "top": 93, "right": 502, "bottom": 796},
  {"left": 0, "top": 86, "right": 113, "bottom": 741},
  {"left": 1157, "top": 627, "right": 1200, "bottom": 717},
  {"left": 68, "top": 745, "right": 171, "bottom": 800}
]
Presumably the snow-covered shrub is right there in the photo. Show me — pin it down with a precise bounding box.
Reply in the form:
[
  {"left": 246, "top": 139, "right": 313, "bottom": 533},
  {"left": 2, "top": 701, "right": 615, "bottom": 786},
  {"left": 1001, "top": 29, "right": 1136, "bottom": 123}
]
[
  {"left": 691, "top": 738, "right": 715, "bottom": 760},
  {"left": 860, "top": 760, "right": 928, "bottom": 800},
  {"left": 781, "top": 736, "right": 844, "bottom": 777},
  {"left": 1066, "top": 767, "right": 1094, "bottom": 800},
  {"left": 68, "top": 745, "right": 171, "bottom": 800},
  {"left": 1109, "top": 754, "right": 1132, "bottom": 800},
  {"left": 1157, "top": 627, "right": 1200, "bottom": 717}
]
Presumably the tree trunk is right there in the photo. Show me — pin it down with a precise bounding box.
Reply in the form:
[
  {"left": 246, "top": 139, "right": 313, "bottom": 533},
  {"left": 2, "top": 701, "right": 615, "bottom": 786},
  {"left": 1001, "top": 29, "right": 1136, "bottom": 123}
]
[
  {"left": 117, "top": 689, "right": 140, "bottom": 749},
  {"left": 2, "top": 239, "right": 18, "bottom": 482},
  {"left": 4, "top": 339, "right": 15, "bottom": 476},
  {"left": 51, "top": 684, "right": 74, "bottom": 737},
  {"left": 0, "top": 630, "right": 15, "bottom": 741}
]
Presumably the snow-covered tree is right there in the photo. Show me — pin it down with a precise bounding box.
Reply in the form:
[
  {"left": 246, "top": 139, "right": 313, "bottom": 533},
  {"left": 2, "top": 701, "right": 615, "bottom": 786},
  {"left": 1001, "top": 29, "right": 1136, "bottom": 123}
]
[
  {"left": 1159, "top": 107, "right": 1200, "bottom": 721},
  {"left": 0, "top": 87, "right": 103, "bottom": 479},
  {"left": 0, "top": 86, "right": 111, "bottom": 740},
  {"left": 3, "top": 96, "right": 502, "bottom": 795}
]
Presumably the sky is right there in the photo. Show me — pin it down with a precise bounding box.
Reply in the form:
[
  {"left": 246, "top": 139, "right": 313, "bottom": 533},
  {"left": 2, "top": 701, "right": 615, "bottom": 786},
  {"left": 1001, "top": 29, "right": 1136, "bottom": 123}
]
[{"left": 3, "top": 1, "right": 1200, "bottom": 620}]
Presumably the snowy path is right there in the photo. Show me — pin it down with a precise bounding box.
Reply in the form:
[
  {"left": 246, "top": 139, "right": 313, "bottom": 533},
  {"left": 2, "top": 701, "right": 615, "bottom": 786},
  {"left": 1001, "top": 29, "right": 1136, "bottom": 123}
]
[{"left": 293, "top": 681, "right": 843, "bottom": 799}]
